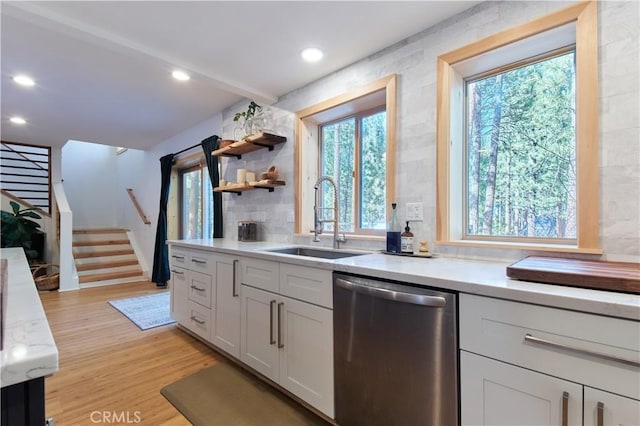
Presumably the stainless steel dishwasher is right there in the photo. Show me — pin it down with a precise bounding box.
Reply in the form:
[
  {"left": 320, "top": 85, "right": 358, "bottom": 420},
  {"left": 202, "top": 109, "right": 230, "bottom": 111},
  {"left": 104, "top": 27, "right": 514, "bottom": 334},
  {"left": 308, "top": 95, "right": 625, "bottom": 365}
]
[{"left": 334, "top": 272, "right": 458, "bottom": 426}]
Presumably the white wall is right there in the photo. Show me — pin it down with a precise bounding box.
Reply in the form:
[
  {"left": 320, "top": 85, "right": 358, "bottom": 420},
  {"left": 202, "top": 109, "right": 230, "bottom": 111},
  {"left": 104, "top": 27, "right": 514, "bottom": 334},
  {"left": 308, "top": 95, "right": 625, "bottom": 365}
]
[
  {"left": 61, "top": 140, "right": 120, "bottom": 228},
  {"left": 115, "top": 115, "right": 223, "bottom": 271},
  {"left": 216, "top": 0, "right": 639, "bottom": 262}
]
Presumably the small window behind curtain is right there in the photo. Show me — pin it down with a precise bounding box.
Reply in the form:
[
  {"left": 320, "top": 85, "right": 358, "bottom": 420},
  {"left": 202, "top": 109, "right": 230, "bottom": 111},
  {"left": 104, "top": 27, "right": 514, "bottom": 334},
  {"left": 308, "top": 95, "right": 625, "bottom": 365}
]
[
  {"left": 465, "top": 49, "right": 576, "bottom": 241},
  {"left": 320, "top": 108, "right": 386, "bottom": 234},
  {"left": 180, "top": 164, "right": 213, "bottom": 239}
]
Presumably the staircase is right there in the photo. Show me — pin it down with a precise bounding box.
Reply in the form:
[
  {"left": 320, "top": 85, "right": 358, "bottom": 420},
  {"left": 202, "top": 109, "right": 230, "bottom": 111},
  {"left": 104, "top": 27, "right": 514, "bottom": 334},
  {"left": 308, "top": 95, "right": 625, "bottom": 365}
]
[{"left": 73, "top": 229, "right": 146, "bottom": 287}]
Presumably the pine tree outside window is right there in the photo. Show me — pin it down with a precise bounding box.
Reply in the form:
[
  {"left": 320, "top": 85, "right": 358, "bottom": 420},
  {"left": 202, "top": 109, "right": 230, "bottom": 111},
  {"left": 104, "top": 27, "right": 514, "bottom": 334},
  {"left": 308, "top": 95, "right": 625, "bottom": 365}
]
[{"left": 464, "top": 49, "right": 577, "bottom": 242}]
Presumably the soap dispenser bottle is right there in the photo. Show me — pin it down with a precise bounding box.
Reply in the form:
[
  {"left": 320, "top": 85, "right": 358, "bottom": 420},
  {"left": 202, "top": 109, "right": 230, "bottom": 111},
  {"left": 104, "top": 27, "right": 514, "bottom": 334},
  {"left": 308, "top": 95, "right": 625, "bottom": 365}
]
[
  {"left": 386, "top": 203, "right": 401, "bottom": 253},
  {"left": 401, "top": 221, "right": 414, "bottom": 254}
]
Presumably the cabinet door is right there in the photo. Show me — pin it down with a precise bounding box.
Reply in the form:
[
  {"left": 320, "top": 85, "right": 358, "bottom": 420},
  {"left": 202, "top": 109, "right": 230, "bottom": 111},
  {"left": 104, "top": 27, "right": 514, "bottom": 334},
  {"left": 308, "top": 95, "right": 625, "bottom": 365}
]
[
  {"left": 212, "top": 255, "right": 241, "bottom": 359},
  {"left": 279, "top": 295, "right": 334, "bottom": 418},
  {"left": 240, "top": 285, "right": 279, "bottom": 382},
  {"left": 169, "top": 266, "right": 189, "bottom": 325},
  {"left": 584, "top": 387, "right": 640, "bottom": 426},
  {"left": 461, "top": 351, "right": 582, "bottom": 426}
]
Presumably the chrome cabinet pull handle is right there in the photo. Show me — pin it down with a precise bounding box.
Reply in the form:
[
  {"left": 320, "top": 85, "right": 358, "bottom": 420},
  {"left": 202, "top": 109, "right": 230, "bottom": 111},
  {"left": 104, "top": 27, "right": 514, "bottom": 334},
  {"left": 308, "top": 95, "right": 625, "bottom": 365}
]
[
  {"left": 171, "top": 255, "right": 185, "bottom": 260},
  {"left": 232, "top": 259, "right": 239, "bottom": 297},
  {"left": 524, "top": 334, "right": 640, "bottom": 368},
  {"left": 190, "top": 285, "right": 205, "bottom": 292},
  {"left": 171, "top": 269, "right": 183, "bottom": 275},
  {"left": 597, "top": 401, "right": 604, "bottom": 426},
  {"left": 190, "top": 316, "right": 205, "bottom": 325},
  {"left": 269, "top": 300, "right": 276, "bottom": 345},
  {"left": 277, "top": 302, "right": 284, "bottom": 349},
  {"left": 562, "top": 391, "right": 569, "bottom": 426},
  {"left": 191, "top": 259, "right": 206, "bottom": 264}
]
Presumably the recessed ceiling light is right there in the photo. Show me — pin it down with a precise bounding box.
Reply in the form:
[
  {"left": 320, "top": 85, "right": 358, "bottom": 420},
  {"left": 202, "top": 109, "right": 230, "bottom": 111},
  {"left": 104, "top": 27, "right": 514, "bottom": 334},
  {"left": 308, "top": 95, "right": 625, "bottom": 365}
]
[
  {"left": 172, "top": 70, "right": 190, "bottom": 81},
  {"left": 10, "top": 116, "right": 26, "bottom": 125},
  {"left": 301, "top": 47, "right": 323, "bottom": 63},
  {"left": 13, "top": 75, "right": 35, "bottom": 87}
]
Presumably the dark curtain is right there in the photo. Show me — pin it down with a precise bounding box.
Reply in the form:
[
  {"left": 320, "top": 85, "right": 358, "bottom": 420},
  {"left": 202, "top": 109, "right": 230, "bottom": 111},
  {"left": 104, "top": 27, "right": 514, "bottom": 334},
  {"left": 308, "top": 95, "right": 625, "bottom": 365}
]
[
  {"left": 151, "top": 153, "right": 175, "bottom": 286},
  {"left": 201, "top": 135, "right": 223, "bottom": 238}
]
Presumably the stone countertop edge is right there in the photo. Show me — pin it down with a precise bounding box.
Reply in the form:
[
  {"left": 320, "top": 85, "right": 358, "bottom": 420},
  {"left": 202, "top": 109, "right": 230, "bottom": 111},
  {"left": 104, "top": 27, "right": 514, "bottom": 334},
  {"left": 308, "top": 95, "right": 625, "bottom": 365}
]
[
  {"left": 0, "top": 248, "right": 59, "bottom": 388},
  {"left": 167, "top": 239, "right": 640, "bottom": 321}
]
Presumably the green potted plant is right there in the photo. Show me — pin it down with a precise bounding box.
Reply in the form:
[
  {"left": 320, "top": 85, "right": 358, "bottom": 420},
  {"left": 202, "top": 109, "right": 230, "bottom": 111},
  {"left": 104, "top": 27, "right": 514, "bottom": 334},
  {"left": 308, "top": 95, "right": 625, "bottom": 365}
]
[
  {"left": 233, "top": 101, "right": 262, "bottom": 138},
  {"left": 1, "top": 201, "right": 43, "bottom": 261}
]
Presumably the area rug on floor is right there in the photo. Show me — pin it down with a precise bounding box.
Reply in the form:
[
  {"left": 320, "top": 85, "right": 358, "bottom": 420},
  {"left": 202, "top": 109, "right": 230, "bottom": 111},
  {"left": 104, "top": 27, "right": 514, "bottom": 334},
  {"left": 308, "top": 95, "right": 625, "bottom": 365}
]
[
  {"left": 161, "top": 362, "right": 328, "bottom": 426},
  {"left": 108, "top": 291, "right": 175, "bottom": 330}
]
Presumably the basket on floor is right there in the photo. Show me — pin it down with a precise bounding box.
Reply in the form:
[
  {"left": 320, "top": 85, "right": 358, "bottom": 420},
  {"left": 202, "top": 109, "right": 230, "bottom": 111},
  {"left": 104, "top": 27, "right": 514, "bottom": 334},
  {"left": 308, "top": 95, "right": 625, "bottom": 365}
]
[{"left": 32, "top": 264, "right": 60, "bottom": 291}]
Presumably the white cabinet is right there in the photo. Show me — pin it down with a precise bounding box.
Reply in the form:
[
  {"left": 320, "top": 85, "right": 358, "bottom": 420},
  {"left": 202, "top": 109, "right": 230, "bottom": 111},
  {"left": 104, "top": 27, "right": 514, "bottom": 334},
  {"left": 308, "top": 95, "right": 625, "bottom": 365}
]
[
  {"left": 211, "top": 254, "right": 241, "bottom": 359},
  {"left": 461, "top": 351, "right": 582, "bottom": 426},
  {"left": 240, "top": 257, "right": 334, "bottom": 418},
  {"left": 169, "top": 245, "right": 241, "bottom": 355},
  {"left": 460, "top": 293, "right": 640, "bottom": 426},
  {"left": 584, "top": 387, "right": 640, "bottom": 426},
  {"left": 240, "top": 285, "right": 334, "bottom": 417}
]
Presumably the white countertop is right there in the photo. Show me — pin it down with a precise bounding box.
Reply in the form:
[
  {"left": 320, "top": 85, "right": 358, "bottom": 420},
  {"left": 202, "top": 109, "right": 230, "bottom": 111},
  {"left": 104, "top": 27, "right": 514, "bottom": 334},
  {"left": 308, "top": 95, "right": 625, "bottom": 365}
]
[
  {"left": 168, "top": 239, "right": 640, "bottom": 321},
  {"left": 1, "top": 248, "right": 59, "bottom": 388}
]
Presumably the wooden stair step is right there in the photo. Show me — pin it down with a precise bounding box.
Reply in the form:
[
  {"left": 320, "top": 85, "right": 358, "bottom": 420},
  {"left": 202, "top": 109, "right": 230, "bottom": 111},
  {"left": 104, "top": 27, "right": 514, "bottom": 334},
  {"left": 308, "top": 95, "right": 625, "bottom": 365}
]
[
  {"left": 73, "top": 239, "right": 130, "bottom": 247},
  {"left": 76, "top": 259, "right": 139, "bottom": 272},
  {"left": 79, "top": 269, "right": 143, "bottom": 284},
  {"left": 73, "top": 229, "right": 129, "bottom": 235},
  {"left": 74, "top": 249, "right": 135, "bottom": 259}
]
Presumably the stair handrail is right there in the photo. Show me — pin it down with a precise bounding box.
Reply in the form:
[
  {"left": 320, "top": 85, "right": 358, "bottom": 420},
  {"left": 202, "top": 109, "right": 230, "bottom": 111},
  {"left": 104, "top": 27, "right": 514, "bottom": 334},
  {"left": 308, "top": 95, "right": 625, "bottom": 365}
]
[{"left": 126, "top": 188, "right": 151, "bottom": 225}]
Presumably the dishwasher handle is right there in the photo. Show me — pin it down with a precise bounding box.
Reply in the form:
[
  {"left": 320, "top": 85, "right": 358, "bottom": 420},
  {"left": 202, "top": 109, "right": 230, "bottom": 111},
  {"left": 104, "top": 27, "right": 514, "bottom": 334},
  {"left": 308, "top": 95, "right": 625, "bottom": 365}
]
[{"left": 335, "top": 277, "right": 447, "bottom": 307}]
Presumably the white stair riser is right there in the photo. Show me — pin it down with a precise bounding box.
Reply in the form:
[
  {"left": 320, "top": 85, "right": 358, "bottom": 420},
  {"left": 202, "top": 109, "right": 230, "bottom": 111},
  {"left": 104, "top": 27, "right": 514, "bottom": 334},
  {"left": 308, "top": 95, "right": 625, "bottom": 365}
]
[{"left": 77, "top": 265, "right": 142, "bottom": 276}]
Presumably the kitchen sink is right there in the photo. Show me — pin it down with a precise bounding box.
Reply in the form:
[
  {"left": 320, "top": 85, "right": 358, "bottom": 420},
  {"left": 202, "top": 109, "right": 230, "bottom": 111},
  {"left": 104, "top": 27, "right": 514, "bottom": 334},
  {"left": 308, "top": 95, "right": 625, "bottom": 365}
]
[{"left": 265, "top": 247, "right": 367, "bottom": 260}]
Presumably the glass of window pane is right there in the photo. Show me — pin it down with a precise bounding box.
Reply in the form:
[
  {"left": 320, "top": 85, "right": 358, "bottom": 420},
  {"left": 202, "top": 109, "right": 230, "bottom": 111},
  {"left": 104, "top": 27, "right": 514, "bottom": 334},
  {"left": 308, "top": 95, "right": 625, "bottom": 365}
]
[
  {"left": 360, "top": 111, "right": 387, "bottom": 230},
  {"left": 465, "top": 51, "right": 576, "bottom": 240}
]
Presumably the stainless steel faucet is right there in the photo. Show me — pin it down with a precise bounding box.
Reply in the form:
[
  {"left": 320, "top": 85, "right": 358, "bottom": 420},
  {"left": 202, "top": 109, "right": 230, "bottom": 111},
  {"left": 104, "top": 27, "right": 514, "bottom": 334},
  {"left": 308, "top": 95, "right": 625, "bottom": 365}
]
[{"left": 311, "top": 176, "right": 347, "bottom": 249}]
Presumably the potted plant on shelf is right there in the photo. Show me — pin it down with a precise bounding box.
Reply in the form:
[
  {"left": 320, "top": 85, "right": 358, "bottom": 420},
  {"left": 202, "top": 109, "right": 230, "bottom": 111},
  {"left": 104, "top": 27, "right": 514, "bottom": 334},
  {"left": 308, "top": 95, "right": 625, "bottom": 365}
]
[
  {"left": 1, "top": 201, "right": 44, "bottom": 261},
  {"left": 233, "top": 101, "right": 261, "bottom": 139}
]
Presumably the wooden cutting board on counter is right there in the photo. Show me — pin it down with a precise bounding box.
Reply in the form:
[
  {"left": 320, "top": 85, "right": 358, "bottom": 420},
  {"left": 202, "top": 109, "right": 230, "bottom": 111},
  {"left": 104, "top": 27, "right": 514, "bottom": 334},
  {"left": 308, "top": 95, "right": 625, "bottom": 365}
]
[{"left": 506, "top": 256, "right": 640, "bottom": 294}]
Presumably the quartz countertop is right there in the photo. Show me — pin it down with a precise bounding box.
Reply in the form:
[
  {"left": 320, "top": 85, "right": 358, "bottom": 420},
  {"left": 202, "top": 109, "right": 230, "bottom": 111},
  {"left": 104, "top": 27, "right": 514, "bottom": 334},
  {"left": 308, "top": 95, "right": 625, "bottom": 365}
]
[
  {"left": 168, "top": 239, "right": 640, "bottom": 321},
  {"left": 0, "top": 248, "right": 59, "bottom": 388}
]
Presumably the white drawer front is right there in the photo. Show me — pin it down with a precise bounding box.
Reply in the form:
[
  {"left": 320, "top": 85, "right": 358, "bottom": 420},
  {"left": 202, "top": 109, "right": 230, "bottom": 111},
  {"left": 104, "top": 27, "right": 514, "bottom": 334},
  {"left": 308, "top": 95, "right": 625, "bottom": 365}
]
[
  {"left": 240, "top": 258, "right": 279, "bottom": 293},
  {"left": 186, "top": 300, "right": 211, "bottom": 342},
  {"left": 170, "top": 246, "right": 189, "bottom": 268},
  {"left": 189, "top": 270, "right": 213, "bottom": 309},
  {"left": 280, "top": 264, "right": 332, "bottom": 308},
  {"left": 189, "top": 249, "right": 216, "bottom": 275},
  {"left": 460, "top": 293, "right": 640, "bottom": 399}
]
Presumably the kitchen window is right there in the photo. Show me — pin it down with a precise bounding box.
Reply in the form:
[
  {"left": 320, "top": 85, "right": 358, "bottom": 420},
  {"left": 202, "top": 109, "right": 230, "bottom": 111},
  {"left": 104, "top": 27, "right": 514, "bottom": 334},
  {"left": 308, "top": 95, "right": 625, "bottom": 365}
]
[
  {"left": 295, "top": 74, "right": 396, "bottom": 238},
  {"left": 179, "top": 163, "right": 213, "bottom": 239},
  {"left": 436, "top": 1, "right": 600, "bottom": 253},
  {"left": 319, "top": 107, "right": 387, "bottom": 233}
]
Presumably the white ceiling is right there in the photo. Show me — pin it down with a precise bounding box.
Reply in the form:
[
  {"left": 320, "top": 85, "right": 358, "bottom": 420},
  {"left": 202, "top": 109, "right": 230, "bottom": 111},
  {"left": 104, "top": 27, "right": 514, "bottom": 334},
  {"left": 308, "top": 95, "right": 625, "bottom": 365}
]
[{"left": 1, "top": 1, "right": 481, "bottom": 150}]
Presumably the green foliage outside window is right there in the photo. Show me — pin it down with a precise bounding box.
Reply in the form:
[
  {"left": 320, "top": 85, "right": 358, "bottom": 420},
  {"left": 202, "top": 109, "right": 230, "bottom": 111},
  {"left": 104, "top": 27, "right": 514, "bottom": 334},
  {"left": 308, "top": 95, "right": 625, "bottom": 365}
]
[{"left": 466, "top": 50, "right": 576, "bottom": 239}]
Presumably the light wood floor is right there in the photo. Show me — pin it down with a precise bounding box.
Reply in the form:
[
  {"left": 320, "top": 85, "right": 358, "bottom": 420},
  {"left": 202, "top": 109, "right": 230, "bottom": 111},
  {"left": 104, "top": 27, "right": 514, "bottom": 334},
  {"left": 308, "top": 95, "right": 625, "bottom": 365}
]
[{"left": 39, "top": 281, "right": 221, "bottom": 425}]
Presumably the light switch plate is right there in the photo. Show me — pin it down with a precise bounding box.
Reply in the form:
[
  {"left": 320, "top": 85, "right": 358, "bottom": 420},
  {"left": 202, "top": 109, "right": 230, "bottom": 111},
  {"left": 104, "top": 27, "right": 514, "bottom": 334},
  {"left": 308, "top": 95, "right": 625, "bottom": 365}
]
[{"left": 406, "top": 202, "right": 424, "bottom": 221}]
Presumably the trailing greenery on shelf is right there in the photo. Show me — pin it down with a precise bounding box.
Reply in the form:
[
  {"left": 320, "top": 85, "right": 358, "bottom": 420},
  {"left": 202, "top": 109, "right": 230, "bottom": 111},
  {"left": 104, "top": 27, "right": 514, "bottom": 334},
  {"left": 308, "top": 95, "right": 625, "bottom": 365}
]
[
  {"left": 0, "top": 201, "right": 43, "bottom": 260},
  {"left": 233, "top": 101, "right": 261, "bottom": 122}
]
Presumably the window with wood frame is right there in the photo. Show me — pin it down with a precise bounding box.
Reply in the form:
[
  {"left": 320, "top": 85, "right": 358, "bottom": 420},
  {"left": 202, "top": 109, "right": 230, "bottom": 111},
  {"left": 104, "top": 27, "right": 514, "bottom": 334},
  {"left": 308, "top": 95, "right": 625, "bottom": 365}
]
[
  {"left": 295, "top": 74, "right": 397, "bottom": 238},
  {"left": 436, "top": 1, "right": 600, "bottom": 253},
  {"left": 318, "top": 107, "right": 387, "bottom": 234}
]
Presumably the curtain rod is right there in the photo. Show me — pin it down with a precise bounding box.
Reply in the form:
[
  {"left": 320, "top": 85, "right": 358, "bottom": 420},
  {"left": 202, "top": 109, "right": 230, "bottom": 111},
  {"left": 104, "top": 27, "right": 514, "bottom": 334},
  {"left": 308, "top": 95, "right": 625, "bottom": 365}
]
[{"left": 173, "top": 143, "right": 200, "bottom": 157}]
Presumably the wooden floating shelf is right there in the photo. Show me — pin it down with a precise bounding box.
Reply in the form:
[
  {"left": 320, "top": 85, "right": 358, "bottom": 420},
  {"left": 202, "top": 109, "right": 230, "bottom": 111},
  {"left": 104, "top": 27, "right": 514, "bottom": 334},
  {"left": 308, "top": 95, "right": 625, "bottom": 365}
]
[
  {"left": 211, "top": 132, "right": 286, "bottom": 159},
  {"left": 214, "top": 180, "right": 286, "bottom": 196}
]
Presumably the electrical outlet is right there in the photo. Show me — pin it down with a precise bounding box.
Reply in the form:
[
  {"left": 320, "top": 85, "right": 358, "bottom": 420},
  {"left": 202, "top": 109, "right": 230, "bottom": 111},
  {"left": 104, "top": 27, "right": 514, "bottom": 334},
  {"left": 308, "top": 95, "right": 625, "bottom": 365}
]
[
  {"left": 287, "top": 211, "right": 295, "bottom": 223},
  {"left": 406, "top": 202, "right": 424, "bottom": 221}
]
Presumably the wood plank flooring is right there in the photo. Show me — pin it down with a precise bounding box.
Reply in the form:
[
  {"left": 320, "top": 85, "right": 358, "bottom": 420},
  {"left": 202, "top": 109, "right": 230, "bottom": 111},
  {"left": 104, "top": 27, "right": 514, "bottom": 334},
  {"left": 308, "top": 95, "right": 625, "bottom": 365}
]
[{"left": 39, "top": 281, "right": 221, "bottom": 425}]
